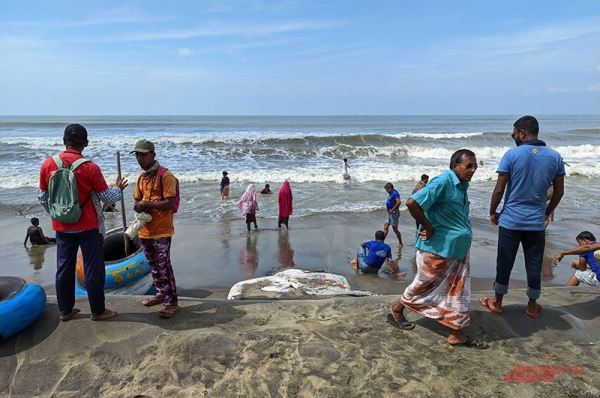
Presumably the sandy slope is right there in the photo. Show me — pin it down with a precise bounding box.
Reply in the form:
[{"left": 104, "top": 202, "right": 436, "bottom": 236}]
[{"left": 1, "top": 287, "right": 599, "bottom": 397}]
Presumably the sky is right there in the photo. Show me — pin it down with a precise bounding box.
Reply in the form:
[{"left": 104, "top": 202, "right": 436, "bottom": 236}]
[{"left": 1, "top": 0, "right": 599, "bottom": 115}]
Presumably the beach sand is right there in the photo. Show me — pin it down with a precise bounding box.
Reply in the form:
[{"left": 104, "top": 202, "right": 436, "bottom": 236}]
[
  {"left": 1, "top": 288, "right": 599, "bottom": 397},
  {"left": 2, "top": 206, "right": 590, "bottom": 297}
]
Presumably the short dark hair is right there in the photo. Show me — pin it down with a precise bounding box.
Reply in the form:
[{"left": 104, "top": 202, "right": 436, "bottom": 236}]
[
  {"left": 375, "top": 230, "right": 385, "bottom": 240},
  {"left": 222, "top": 171, "right": 228, "bottom": 176},
  {"left": 384, "top": 182, "right": 393, "bottom": 190},
  {"left": 421, "top": 174, "right": 429, "bottom": 181},
  {"left": 265, "top": 184, "right": 270, "bottom": 188},
  {"left": 343, "top": 158, "right": 348, "bottom": 162},
  {"left": 513, "top": 115, "right": 539, "bottom": 135},
  {"left": 449, "top": 149, "right": 476, "bottom": 168},
  {"left": 63, "top": 124, "right": 88, "bottom": 147},
  {"left": 31, "top": 217, "right": 39, "bottom": 226},
  {"left": 576, "top": 231, "right": 596, "bottom": 242}
]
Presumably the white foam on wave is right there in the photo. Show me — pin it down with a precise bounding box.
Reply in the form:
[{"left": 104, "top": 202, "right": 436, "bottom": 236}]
[
  {"left": 382, "top": 132, "right": 485, "bottom": 139},
  {"left": 0, "top": 130, "right": 486, "bottom": 147},
  {"left": 173, "top": 164, "right": 503, "bottom": 184}
]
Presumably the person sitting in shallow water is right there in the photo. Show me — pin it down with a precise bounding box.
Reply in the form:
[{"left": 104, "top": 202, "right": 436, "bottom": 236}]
[
  {"left": 351, "top": 230, "right": 401, "bottom": 275},
  {"left": 260, "top": 184, "right": 272, "bottom": 194},
  {"left": 24, "top": 217, "right": 56, "bottom": 246},
  {"left": 554, "top": 231, "right": 600, "bottom": 287}
]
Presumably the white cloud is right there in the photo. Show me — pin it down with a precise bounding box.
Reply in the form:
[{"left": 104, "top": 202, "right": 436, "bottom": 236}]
[
  {"left": 547, "top": 87, "right": 577, "bottom": 93},
  {"left": 587, "top": 83, "right": 600, "bottom": 92},
  {"left": 66, "top": 20, "right": 344, "bottom": 43},
  {"left": 177, "top": 47, "right": 193, "bottom": 57}
]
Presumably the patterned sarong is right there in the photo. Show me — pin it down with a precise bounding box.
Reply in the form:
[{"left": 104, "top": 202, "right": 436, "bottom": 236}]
[{"left": 401, "top": 250, "right": 471, "bottom": 330}]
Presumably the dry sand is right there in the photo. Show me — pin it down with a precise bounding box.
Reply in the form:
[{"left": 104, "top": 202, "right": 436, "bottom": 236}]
[{"left": 1, "top": 287, "right": 599, "bottom": 397}]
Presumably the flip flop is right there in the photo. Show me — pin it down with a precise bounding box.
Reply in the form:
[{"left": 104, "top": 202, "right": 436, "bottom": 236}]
[
  {"left": 59, "top": 308, "right": 80, "bottom": 322},
  {"left": 479, "top": 297, "right": 502, "bottom": 314},
  {"left": 142, "top": 296, "right": 165, "bottom": 307},
  {"left": 158, "top": 305, "right": 179, "bottom": 318},
  {"left": 449, "top": 336, "right": 489, "bottom": 349},
  {"left": 526, "top": 304, "right": 542, "bottom": 319},
  {"left": 386, "top": 313, "right": 415, "bottom": 330}
]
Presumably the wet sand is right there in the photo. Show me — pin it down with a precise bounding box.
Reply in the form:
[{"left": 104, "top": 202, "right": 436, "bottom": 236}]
[
  {"left": 2, "top": 207, "right": 591, "bottom": 298},
  {"left": 1, "top": 288, "right": 599, "bottom": 397}
]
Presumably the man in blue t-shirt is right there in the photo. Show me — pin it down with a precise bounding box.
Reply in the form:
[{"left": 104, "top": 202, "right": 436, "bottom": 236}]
[
  {"left": 383, "top": 183, "right": 404, "bottom": 248},
  {"left": 481, "top": 115, "right": 565, "bottom": 319},
  {"left": 352, "top": 230, "right": 398, "bottom": 274}
]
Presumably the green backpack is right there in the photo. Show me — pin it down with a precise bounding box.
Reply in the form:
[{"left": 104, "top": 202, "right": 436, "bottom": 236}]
[{"left": 48, "top": 155, "right": 90, "bottom": 224}]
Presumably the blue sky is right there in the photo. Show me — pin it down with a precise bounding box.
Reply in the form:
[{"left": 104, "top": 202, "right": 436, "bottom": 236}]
[{"left": 1, "top": 0, "right": 599, "bottom": 115}]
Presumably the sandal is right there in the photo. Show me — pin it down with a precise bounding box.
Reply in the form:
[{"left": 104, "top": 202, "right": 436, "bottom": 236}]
[
  {"left": 158, "top": 305, "right": 179, "bottom": 318},
  {"left": 59, "top": 308, "right": 80, "bottom": 322},
  {"left": 142, "top": 296, "right": 165, "bottom": 307},
  {"left": 449, "top": 336, "right": 489, "bottom": 349},
  {"left": 526, "top": 303, "right": 542, "bottom": 319},
  {"left": 479, "top": 297, "right": 502, "bottom": 314},
  {"left": 386, "top": 313, "right": 415, "bottom": 330},
  {"left": 90, "top": 309, "right": 118, "bottom": 321}
]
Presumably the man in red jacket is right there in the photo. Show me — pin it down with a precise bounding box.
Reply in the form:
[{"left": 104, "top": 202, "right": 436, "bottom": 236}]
[{"left": 38, "top": 124, "right": 128, "bottom": 321}]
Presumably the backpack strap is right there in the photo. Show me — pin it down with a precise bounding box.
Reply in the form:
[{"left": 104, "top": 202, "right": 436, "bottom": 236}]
[
  {"left": 157, "top": 166, "right": 168, "bottom": 200},
  {"left": 70, "top": 158, "right": 89, "bottom": 171},
  {"left": 52, "top": 155, "right": 64, "bottom": 169}
]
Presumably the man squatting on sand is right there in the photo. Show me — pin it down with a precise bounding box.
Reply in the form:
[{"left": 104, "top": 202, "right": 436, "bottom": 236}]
[
  {"left": 481, "top": 115, "right": 565, "bottom": 318},
  {"left": 38, "top": 124, "right": 127, "bottom": 322},
  {"left": 132, "top": 139, "right": 180, "bottom": 318},
  {"left": 351, "top": 230, "right": 400, "bottom": 275},
  {"left": 388, "top": 149, "right": 489, "bottom": 348}
]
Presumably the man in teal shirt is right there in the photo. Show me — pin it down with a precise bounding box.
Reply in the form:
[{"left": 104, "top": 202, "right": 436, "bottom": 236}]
[{"left": 388, "top": 149, "right": 487, "bottom": 349}]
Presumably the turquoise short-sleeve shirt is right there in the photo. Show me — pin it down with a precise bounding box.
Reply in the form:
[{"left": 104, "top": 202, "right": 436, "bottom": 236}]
[{"left": 411, "top": 169, "right": 472, "bottom": 260}]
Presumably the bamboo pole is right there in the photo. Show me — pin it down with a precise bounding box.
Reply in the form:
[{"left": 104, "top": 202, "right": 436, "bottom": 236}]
[{"left": 116, "top": 151, "right": 129, "bottom": 256}]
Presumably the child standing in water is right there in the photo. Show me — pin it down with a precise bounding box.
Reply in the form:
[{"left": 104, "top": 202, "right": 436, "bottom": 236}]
[
  {"left": 238, "top": 184, "right": 259, "bottom": 231},
  {"left": 220, "top": 171, "right": 230, "bottom": 199}
]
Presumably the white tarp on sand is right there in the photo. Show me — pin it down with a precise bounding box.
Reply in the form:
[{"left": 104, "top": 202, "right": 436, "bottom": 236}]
[{"left": 227, "top": 269, "right": 373, "bottom": 300}]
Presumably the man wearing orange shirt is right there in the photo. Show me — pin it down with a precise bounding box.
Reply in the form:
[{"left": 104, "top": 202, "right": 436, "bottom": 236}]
[{"left": 132, "top": 139, "right": 179, "bottom": 318}]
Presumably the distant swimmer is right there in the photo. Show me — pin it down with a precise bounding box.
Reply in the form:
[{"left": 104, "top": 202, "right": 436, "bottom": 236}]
[
  {"left": 342, "top": 158, "right": 351, "bottom": 181},
  {"left": 260, "top": 183, "right": 272, "bottom": 194},
  {"left": 220, "top": 171, "right": 230, "bottom": 200},
  {"left": 24, "top": 217, "right": 56, "bottom": 246}
]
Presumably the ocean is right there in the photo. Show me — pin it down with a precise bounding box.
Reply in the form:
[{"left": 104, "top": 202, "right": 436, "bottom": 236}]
[{"left": 1, "top": 115, "right": 599, "bottom": 223}]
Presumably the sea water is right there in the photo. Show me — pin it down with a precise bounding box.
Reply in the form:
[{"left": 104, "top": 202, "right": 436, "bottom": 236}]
[{"left": 1, "top": 115, "right": 599, "bottom": 223}]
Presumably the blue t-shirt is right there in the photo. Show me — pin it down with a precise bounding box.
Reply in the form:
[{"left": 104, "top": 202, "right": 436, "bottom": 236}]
[
  {"left": 386, "top": 189, "right": 400, "bottom": 210},
  {"left": 580, "top": 244, "right": 600, "bottom": 281},
  {"left": 363, "top": 240, "right": 392, "bottom": 268},
  {"left": 497, "top": 140, "right": 565, "bottom": 231}
]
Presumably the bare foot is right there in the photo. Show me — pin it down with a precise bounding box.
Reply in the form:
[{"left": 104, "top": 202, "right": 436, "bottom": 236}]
[
  {"left": 350, "top": 258, "right": 359, "bottom": 273},
  {"left": 59, "top": 308, "right": 80, "bottom": 322},
  {"left": 90, "top": 309, "right": 118, "bottom": 321}
]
